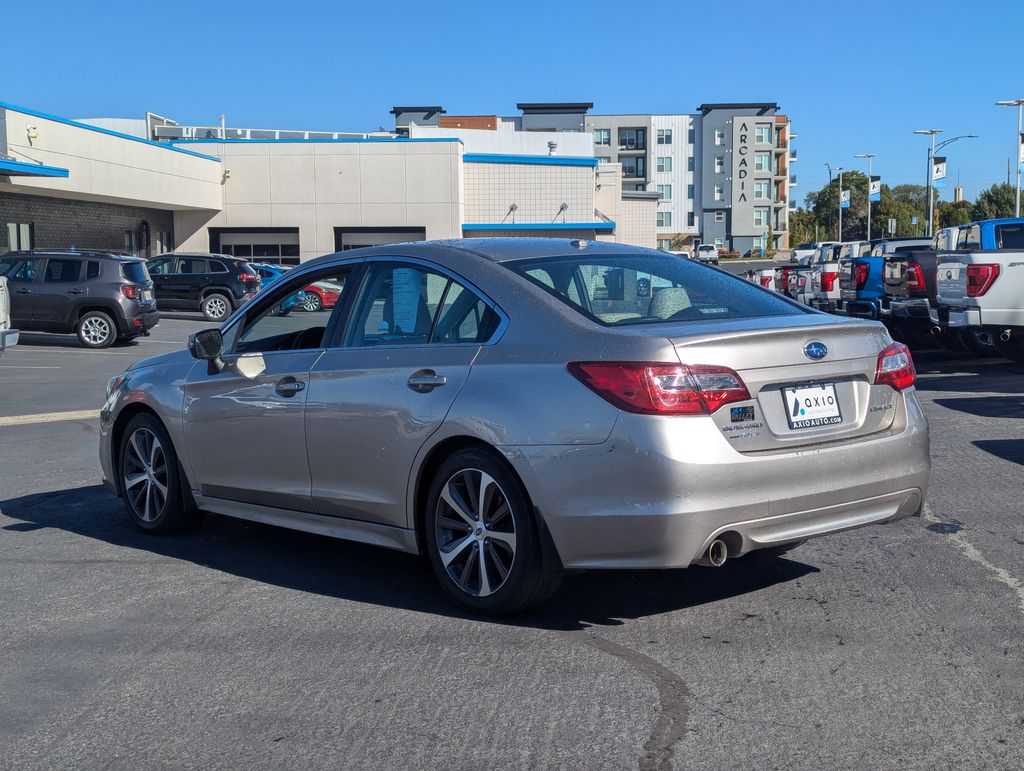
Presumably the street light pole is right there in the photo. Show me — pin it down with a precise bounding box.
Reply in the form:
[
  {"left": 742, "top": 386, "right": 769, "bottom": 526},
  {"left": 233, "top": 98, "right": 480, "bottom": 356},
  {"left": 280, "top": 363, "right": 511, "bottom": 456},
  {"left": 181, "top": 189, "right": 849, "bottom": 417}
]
[
  {"left": 914, "top": 130, "right": 978, "bottom": 237},
  {"left": 855, "top": 153, "right": 877, "bottom": 240},
  {"left": 837, "top": 167, "right": 844, "bottom": 241},
  {"left": 995, "top": 99, "right": 1024, "bottom": 217}
]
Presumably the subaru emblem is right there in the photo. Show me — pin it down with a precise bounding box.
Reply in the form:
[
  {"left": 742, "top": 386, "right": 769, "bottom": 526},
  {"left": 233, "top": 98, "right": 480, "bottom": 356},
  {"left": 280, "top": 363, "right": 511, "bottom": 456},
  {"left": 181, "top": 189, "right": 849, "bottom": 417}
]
[{"left": 804, "top": 341, "right": 828, "bottom": 360}]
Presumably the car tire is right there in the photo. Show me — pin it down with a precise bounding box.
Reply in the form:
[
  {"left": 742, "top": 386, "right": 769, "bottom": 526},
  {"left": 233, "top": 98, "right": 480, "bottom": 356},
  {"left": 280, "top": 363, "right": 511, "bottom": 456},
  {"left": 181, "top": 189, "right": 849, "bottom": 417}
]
[
  {"left": 995, "top": 334, "right": 1024, "bottom": 364},
  {"left": 77, "top": 310, "right": 117, "bottom": 349},
  {"left": 302, "top": 292, "right": 322, "bottom": 312},
  {"left": 201, "top": 293, "right": 232, "bottom": 322},
  {"left": 958, "top": 328, "right": 999, "bottom": 358},
  {"left": 119, "top": 413, "right": 201, "bottom": 534},
  {"left": 425, "top": 448, "right": 561, "bottom": 615}
]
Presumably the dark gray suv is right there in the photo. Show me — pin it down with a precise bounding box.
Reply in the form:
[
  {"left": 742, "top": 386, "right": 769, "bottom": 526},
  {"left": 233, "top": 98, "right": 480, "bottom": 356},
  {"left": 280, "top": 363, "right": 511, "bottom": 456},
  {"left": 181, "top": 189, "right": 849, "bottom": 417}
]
[{"left": 0, "top": 250, "right": 159, "bottom": 348}]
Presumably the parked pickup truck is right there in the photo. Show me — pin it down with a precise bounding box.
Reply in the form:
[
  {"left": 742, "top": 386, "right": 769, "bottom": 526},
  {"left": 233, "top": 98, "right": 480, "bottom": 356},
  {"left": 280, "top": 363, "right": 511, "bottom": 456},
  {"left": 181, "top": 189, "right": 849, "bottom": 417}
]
[
  {"left": 840, "top": 238, "right": 931, "bottom": 319},
  {"left": 0, "top": 275, "right": 19, "bottom": 356},
  {"left": 809, "top": 242, "right": 843, "bottom": 312},
  {"left": 931, "top": 217, "right": 1024, "bottom": 362}
]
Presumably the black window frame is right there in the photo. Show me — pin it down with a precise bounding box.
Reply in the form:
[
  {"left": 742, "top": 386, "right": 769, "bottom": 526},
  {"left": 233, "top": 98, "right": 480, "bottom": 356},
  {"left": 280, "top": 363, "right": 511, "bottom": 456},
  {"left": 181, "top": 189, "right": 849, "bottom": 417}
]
[{"left": 42, "top": 257, "right": 85, "bottom": 283}]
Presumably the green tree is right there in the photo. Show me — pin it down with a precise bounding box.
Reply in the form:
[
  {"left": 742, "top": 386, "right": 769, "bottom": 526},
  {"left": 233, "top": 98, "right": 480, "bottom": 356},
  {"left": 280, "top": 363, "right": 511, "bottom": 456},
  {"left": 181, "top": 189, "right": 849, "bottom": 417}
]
[
  {"left": 971, "top": 183, "right": 1016, "bottom": 220},
  {"left": 937, "top": 200, "right": 974, "bottom": 229},
  {"left": 787, "top": 208, "right": 818, "bottom": 246},
  {"left": 807, "top": 171, "right": 869, "bottom": 241}
]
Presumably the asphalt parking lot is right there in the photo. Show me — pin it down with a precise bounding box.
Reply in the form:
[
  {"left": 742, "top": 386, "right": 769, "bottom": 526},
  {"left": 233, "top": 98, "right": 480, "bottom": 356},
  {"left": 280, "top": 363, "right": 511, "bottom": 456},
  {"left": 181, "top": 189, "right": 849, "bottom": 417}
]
[{"left": 2, "top": 315, "right": 1023, "bottom": 769}]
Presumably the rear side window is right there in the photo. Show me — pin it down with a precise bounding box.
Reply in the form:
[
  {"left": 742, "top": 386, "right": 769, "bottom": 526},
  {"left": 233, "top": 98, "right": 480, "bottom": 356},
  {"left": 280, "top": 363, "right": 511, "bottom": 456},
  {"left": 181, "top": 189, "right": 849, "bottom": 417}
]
[
  {"left": 995, "top": 224, "right": 1024, "bottom": 249},
  {"left": 121, "top": 262, "right": 150, "bottom": 283},
  {"left": 209, "top": 260, "right": 228, "bottom": 273},
  {"left": 508, "top": 253, "right": 806, "bottom": 326},
  {"left": 86, "top": 261, "right": 101, "bottom": 279},
  {"left": 179, "top": 258, "right": 208, "bottom": 274},
  {"left": 44, "top": 259, "right": 83, "bottom": 282}
]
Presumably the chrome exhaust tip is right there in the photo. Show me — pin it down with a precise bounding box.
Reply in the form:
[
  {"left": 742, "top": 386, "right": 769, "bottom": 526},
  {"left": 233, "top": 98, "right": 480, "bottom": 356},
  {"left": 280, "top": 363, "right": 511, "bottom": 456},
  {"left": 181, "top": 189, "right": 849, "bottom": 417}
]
[
  {"left": 931, "top": 326, "right": 943, "bottom": 336},
  {"left": 707, "top": 539, "right": 728, "bottom": 567},
  {"left": 1000, "top": 329, "right": 1012, "bottom": 342}
]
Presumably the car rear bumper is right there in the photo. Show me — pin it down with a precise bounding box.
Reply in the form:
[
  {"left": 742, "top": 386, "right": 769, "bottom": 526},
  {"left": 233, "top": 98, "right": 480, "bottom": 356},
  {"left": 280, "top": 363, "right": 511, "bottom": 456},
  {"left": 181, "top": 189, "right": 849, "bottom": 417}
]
[
  {"left": 889, "top": 298, "right": 931, "bottom": 319},
  {"left": 122, "top": 308, "right": 160, "bottom": 335},
  {"left": 504, "top": 391, "right": 929, "bottom": 570},
  {"left": 929, "top": 306, "right": 981, "bottom": 328}
]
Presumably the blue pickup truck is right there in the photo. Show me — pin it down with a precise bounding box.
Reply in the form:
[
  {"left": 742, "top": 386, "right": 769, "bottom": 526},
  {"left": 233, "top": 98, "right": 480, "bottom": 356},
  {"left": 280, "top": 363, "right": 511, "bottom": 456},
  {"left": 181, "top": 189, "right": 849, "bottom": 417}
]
[{"left": 839, "top": 237, "right": 931, "bottom": 319}]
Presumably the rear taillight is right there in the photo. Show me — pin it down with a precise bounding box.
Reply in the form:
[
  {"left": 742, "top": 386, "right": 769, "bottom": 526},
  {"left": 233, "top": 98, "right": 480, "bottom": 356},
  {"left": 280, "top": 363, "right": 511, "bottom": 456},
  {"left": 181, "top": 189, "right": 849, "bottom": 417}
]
[
  {"left": 760, "top": 275, "right": 773, "bottom": 288},
  {"left": 966, "top": 264, "right": 1000, "bottom": 297},
  {"left": 906, "top": 262, "right": 925, "bottom": 291},
  {"left": 238, "top": 272, "right": 258, "bottom": 282},
  {"left": 820, "top": 271, "right": 838, "bottom": 292},
  {"left": 874, "top": 342, "right": 916, "bottom": 391},
  {"left": 854, "top": 263, "right": 870, "bottom": 290},
  {"left": 120, "top": 285, "right": 141, "bottom": 300},
  {"left": 567, "top": 362, "right": 750, "bottom": 415}
]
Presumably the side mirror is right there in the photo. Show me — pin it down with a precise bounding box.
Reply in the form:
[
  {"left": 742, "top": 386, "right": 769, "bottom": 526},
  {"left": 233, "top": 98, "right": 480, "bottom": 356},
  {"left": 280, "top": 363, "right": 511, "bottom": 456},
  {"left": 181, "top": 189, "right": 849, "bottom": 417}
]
[{"left": 188, "top": 328, "right": 225, "bottom": 373}]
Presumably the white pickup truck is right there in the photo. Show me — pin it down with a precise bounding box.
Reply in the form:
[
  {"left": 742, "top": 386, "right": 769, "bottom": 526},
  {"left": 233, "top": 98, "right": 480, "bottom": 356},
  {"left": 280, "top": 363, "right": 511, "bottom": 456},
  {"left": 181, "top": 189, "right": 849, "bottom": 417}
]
[
  {"left": 930, "top": 218, "right": 1024, "bottom": 362},
  {"left": 0, "top": 276, "right": 19, "bottom": 356}
]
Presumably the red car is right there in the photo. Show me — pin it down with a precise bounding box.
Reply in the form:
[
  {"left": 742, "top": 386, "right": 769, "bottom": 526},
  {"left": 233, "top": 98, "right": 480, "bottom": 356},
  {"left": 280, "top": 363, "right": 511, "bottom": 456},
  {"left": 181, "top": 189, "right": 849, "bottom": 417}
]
[{"left": 300, "top": 280, "right": 343, "bottom": 312}]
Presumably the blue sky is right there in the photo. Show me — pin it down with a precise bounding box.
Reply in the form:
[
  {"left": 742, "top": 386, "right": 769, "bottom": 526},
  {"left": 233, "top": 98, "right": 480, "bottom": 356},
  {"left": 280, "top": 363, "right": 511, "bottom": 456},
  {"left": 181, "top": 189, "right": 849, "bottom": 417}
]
[{"left": 5, "top": 0, "right": 1022, "bottom": 202}]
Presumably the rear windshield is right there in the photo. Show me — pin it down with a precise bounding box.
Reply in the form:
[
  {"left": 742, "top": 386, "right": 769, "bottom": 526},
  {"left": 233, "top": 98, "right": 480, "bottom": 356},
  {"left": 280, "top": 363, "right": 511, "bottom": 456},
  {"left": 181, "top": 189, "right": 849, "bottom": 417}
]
[
  {"left": 120, "top": 262, "right": 150, "bottom": 284},
  {"left": 506, "top": 253, "right": 807, "bottom": 326}
]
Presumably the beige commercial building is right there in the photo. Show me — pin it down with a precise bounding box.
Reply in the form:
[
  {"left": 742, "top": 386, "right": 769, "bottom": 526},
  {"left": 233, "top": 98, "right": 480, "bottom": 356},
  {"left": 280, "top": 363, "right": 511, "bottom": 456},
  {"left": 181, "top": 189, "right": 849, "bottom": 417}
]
[{"left": 1, "top": 100, "right": 657, "bottom": 261}]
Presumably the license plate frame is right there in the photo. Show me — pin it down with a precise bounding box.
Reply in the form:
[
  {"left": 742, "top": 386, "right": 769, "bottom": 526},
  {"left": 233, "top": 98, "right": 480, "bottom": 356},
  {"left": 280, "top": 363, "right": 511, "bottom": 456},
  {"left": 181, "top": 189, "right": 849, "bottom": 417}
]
[{"left": 782, "top": 382, "right": 843, "bottom": 430}]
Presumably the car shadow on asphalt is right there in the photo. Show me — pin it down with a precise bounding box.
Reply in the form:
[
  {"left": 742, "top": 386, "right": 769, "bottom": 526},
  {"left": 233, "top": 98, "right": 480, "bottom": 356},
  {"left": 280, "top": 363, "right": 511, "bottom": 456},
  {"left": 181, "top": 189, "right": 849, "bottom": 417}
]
[
  {"left": 913, "top": 354, "right": 1024, "bottom": 394},
  {"left": 972, "top": 439, "right": 1024, "bottom": 467},
  {"left": 1, "top": 484, "right": 818, "bottom": 631},
  {"left": 13, "top": 332, "right": 145, "bottom": 349}
]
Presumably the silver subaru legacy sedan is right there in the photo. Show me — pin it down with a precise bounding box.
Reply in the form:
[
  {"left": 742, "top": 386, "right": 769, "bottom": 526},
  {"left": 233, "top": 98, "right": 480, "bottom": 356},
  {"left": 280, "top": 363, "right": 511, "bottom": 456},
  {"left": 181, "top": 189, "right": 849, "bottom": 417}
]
[{"left": 99, "top": 239, "right": 929, "bottom": 614}]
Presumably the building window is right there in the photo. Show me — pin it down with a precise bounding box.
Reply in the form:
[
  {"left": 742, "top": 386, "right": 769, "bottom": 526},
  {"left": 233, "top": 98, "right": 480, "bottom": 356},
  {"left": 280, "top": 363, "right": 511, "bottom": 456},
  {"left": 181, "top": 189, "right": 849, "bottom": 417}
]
[
  {"left": 618, "top": 128, "right": 646, "bottom": 150},
  {"left": 714, "top": 184, "right": 724, "bottom": 201},
  {"left": 123, "top": 231, "right": 139, "bottom": 257},
  {"left": 754, "top": 180, "right": 770, "bottom": 200},
  {"left": 621, "top": 156, "right": 646, "bottom": 178},
  {"left": 714, "top": 237, "right": 725, "bottom": 248},
  {"left": 755, "top": 151, "right": 772, "bottom": 172},
  {"left": 687, "top": 157, "right": 695, "bottom": 172},
  {"left": 657, "top": 238, "right": 673, "bottom": 251},
  {"left": 687, "top": 183, "right": 694, "bottom": 199},
  {"left": 754, "top": 208, "right": 770, "bottom": 227},
  {"left": 714, "top": 128, "right": 725, "bottom": 146},
  {"left": 715, "top": 211, "right": 725, "bottom": 222},
  {"left": 657, "top": 211, "right": 672, "bottom": 227},
  {"left": 657, "top": 156, "right": 672, "bottom": 173},
  {"left": 687, "top": 212, "right": 695, "bottom": 227},
  {"left": 657, "top": 184, "right": 672, "bottom": 200},
  {"left": 594, "top": 128, "right": 610, "bottom": 146},
  {"left": 5, "top": 222, "right": 34, "bottom": 251},
  {"left": 687, "top": 127, "right": 695, "bottom": 144},
  {"left": 755, "top": 124, "right": 773, "bottom": 144},
  {"left": 714, "top": 155, "right": 725, "bottom": 174},
  {"left": 657, "top": 129, "right": 672, "bottom": 145}
]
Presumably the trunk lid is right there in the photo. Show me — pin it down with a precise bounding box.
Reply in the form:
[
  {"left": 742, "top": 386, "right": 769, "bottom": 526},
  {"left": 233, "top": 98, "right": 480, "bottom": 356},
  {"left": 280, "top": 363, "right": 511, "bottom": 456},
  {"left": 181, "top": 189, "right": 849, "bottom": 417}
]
[
  {"left": 664, "top": 315, "right": 899, "bottom": 452},
  {"left": 936, "top": 258, "right": 969, "bottom": 306}
]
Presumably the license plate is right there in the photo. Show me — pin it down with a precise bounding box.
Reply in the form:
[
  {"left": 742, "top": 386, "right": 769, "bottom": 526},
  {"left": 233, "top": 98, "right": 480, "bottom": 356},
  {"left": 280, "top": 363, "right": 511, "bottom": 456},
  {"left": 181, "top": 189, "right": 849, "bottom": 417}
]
[
  {"left": 142, "top": 289, "right": 153, "bottom": 301},
  {"left": 782, "top": 383, "right": 842, "bottom": 429}
]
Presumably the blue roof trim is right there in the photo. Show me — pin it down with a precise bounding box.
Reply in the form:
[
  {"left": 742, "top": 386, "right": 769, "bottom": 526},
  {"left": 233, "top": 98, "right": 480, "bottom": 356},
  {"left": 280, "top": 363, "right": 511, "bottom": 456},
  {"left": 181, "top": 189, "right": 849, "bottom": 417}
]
[
  {"left": 0, "top": 100, "right": 222, "bottom": 162},
  {"left": 462, "top": 222, "right": 615, "bottom": 232},
  {"left": 463, "top": 153, "right": 599, "bottom": 167},
  {"left": 0, "top": 158, "right": 70, "bottom": 178},
  {"left": 170, "top": 137, "right": 463, "bottom": 145}
]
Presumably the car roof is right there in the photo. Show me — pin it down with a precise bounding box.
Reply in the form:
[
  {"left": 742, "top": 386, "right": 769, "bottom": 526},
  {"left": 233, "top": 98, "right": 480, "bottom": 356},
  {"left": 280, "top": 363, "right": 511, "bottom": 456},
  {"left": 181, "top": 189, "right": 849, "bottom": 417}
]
[
  {"left": 1, "top": 249, "right": 144, "bottom": 262},
  {"left": 300, "top": 238, "right": 664, "bottom": 268}
]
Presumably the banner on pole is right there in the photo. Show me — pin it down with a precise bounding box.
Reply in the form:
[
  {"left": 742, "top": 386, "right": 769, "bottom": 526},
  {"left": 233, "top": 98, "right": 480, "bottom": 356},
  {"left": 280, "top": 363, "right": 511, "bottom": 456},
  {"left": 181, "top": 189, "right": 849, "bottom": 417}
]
[
  {"left": 840, "top": 189, "right": 851, "bottom": 209},
  {"left": 932, "top": 156, "right": 947, "bottom": 188},
  {"left": 888, "top": 218, "right": 896, "bottom": 235},
  {"left": 869, "top": 176, "right": 881, "bottom": 202},
  {"left": 1018, "top": 132, "right": 1024, "bottom": 165}
]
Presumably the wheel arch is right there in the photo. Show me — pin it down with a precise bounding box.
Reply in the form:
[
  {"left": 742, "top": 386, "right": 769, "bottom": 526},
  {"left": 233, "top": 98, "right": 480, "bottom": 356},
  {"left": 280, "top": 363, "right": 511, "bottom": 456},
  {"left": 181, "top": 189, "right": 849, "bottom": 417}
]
[
  {"left": 75, "top": 302, "right": 125, "bottom": 332},
  {"left": 410, "top": 435, "right": 562, "bottom": 570}
]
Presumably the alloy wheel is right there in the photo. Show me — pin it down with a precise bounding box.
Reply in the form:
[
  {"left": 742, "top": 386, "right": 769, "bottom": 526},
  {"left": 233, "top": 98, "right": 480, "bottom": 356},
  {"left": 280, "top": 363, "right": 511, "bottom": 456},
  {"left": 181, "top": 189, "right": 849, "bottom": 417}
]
[
  {"left": 123, "top": 428, "right": 169, "bottom": 523},
  {"left": 205, "top": 296, "right": 229, "bottom": 320},
  {"left": 434, "top": 469, "right": 517, "bottom": 597},
  {"left": 302, "top": 293, "right": 322, "bottom": 312},
  {"left": 80, "top": 316, "right": 111, "bottom": 345}
]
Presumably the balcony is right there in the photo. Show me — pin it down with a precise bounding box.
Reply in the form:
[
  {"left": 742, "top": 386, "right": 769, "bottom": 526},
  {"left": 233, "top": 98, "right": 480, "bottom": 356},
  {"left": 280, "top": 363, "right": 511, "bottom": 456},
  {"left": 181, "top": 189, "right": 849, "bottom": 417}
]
[
  {"left": 617, "top": 140, "right": 646, "bottom": 153},
  {"left": 789, "top": 149, "right": 798, "bottom": 162},
  {"left": 789, "top": 174, "right": 798, "bottom": 186}
]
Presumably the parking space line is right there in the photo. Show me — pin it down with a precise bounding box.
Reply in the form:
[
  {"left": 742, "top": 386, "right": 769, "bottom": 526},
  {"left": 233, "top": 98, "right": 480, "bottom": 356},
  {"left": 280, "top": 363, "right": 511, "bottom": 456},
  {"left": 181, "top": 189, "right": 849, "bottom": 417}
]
[
  {"left": 0, "top": 409, "right": 101, "bottom": 427},
  {"left": 0, "top": 365, "right": 61, "bottom": 369},
  {"left": 923, "top": 505, "right": 1024, "bottom": 615}
]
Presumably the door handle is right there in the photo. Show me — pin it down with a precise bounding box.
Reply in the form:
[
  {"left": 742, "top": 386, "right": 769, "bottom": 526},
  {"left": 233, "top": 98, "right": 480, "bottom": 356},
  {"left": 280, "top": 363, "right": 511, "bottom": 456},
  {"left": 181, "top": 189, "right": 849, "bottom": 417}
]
[
  {"left": 407, "top": 369, "right": 447, "bottom": 393},
  {"left": 67, "top": 288, "right": 85, "bottom": 295},
  {"left": 275, "top": 378, "right": 306, "bottom": 397},
  {"left": 15, "top": 288, "right": 31, "bottom": 294}
]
